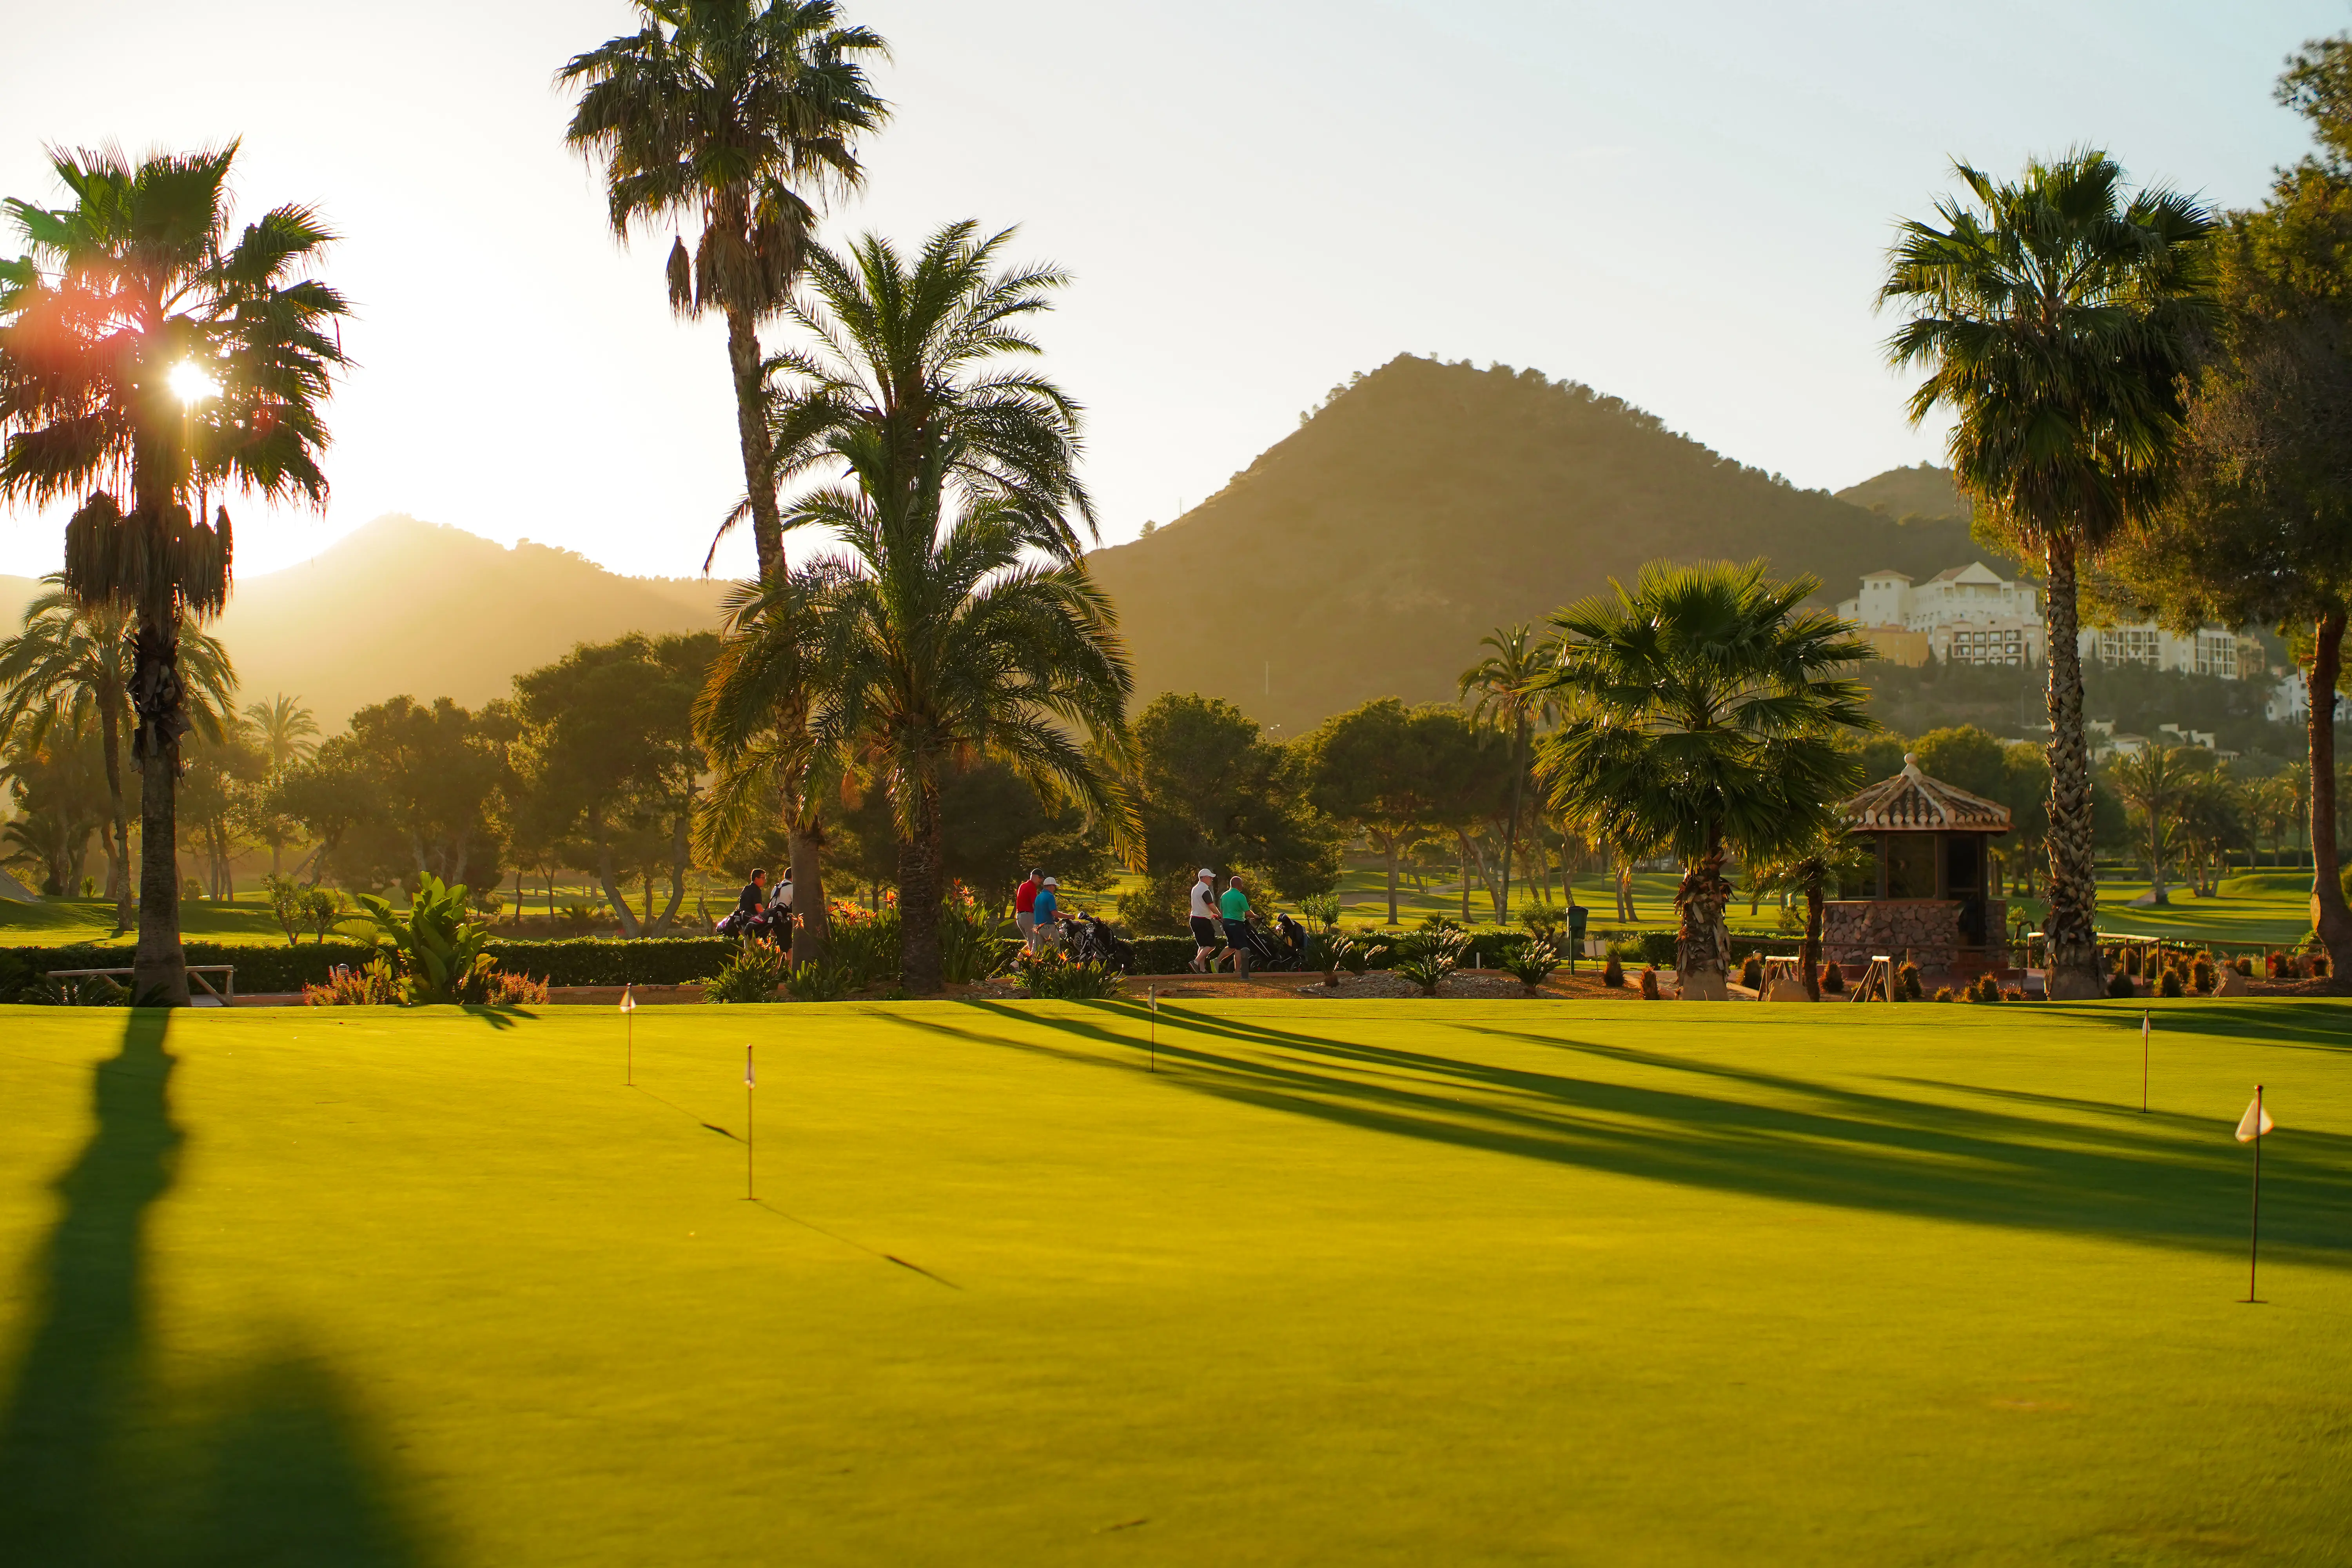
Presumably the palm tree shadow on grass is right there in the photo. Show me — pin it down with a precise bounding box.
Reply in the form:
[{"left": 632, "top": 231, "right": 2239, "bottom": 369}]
[
  {"left": 939, "top": 1002, "right": 2352, "bottom": 1262},
  {"left": 0, "top": 1009, "right": 432, "bottom": 1566}
]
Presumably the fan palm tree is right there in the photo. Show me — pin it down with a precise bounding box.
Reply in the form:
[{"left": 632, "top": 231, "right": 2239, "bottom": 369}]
[
  {"left": 0, "top": 577, "right": 234, "bottom": 928},
  {"left": 696, "top": 222, "right": 1134, "bottom": 993},
  {"left": 242, "top": 691, "right": 317, "bottom": 875},
  {"left": 1459, "top": 623, "right": 1558, "bottom": 922},
  {"left": 559, "top": 0, "right": 889, "bottom": 577},
  {"left": 244, "top": 691, "right": 318, "bottom": 776},
  {"left": 2108, "top": 744, "right": 2197, "bottom": 902},
  {"left": 1880, "top": 150, "right": 2217, "bottom": 999},
  {"left": 0, "top": 143, "right": 347, "bottom": 1001},
  {"left": 1534, "top": 560, "right": 1873, "bottom": 999}
]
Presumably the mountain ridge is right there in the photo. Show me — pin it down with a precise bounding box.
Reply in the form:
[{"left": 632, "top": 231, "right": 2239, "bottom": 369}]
[{"left": 1087, "top": 355, "right": 2005, "bottom": 731}]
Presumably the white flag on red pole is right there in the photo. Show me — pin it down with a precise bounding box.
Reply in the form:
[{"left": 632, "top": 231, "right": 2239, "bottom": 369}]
[
  {"left": 620, "top": 984, "right": 635, "bottom": 1013},
  {"left": 2234, "top": 1096, "right": 2273, "bottom": 1143}
]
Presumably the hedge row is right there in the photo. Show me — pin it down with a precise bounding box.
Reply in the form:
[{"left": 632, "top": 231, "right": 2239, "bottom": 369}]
[{"left": 0, "top": 928, "right": 1814, "bottom": 1000}]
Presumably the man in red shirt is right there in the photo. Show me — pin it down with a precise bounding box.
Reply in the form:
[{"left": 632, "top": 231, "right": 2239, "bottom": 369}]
[{"left": 1013, "top": 868, "right": 1044, "bottom": 952}]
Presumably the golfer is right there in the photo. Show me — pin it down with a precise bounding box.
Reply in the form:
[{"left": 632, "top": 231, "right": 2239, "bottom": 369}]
[
  {"left": 735, "top": 868, "right": 769, "bottom": 923},
  {"left": 1220, "top": 873, "right": 1253, "bottom": 978},
  {"left": 1188, "top": 868, "right": 1221, "bottom": 973},
  {"left": 1032, "top": 876, "right": 1061, "bottom": 951},
  {"left": 1014, "top": 868, "right": 1043, "bottom": 950}
]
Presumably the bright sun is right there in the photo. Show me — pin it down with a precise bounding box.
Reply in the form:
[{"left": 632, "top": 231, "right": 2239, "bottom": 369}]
[{"left": 166, "top": 361, "right": 221, "bottom": 405}]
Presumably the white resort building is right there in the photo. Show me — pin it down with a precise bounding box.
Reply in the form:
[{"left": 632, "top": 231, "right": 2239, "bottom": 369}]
[{"left": 1838, "top": 563, "right": 2264, "bottom": 678}]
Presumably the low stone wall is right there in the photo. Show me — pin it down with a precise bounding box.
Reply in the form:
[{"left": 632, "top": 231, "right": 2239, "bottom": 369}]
[{"left": 1822, "top": 900, "right": 2007, "bottom": 973}]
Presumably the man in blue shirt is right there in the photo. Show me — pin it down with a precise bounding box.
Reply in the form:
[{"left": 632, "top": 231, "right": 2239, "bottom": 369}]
[{"left": 1032, "top": 877, "right": 1060, "bottom": 950}]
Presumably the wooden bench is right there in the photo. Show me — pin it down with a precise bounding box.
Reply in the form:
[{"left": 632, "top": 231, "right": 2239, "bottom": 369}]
[{"left": 45, "top": 964, "right": 237, "bottom": 1006}]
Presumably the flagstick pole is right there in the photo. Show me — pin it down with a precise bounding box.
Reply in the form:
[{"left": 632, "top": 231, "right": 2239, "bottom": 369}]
[
  {"left": 627, "top": 1008, "right": 634, "bottom": 1087},
  {"left": 2247, "top": 1083, "right": 2263, "bottom": 1303},
  {"left": 1149, "top": 985, "right": 1157, "bottom": 1073},
  {"left": 2141, "top": 1010, "right": 2149, "bottom": 1112},
  {"left": 746, "top": 1044, "right": 756, "bottom": 1202}
]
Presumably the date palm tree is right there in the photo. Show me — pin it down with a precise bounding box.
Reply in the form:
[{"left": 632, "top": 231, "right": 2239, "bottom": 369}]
[
  {"left": 1459, "top": 623, "right": 1558, "bottom": 922},
  {"left": 696, "top": 222, "right": 1134, "bottom": 992},
  {"left": 559, "top": 0, "right": 889, "bottom": 577},
  {"left": 2109, "top": 743, "right": 2196, "bottom": 903},
  {"left": 1879, "top": 150, "right": 2216, "bottom": 999},
  {"left": 244, "top": 691, "right": 318, "bottom": 777},
  {"left": 0, "top": 577, "right": 233, "bottom": 929},
  {"left": 0, "top": 144, "right": 348, "bottom": 1001},
  {"left": 1534, "top": 560, "right": 1873, "bottom": 999}
]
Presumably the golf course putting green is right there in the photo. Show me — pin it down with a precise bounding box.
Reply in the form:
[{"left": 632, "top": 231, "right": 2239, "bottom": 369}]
[{"left": 2, "top": 999, "right": 2348, "bottom": 1565}]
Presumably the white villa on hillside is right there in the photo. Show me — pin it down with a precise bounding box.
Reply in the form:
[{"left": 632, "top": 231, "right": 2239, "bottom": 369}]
[{"left": 1839, "top": 563, "right": 2264, "bottom": 678}]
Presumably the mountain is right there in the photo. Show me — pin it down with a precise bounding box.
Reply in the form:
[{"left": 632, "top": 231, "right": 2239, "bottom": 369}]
[
  {"left": 1086, "top": 355, "right": 1997, "bottom": 733},
  {"left": 203, "top": 515, "right": 729, "bottom": 727},
  {"left": 3, "top": 516, "right": 727, "bottom": 731},
  {"left": 1835, "top": 462, "right": 1971, "bottom": 524}
]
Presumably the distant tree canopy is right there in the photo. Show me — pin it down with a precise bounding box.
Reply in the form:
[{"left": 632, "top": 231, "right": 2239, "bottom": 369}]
[{"left": 512, "top": 632, "right": 715, "bottom": 936}]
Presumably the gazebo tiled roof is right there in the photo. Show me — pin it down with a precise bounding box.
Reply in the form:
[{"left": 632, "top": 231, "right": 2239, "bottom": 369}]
[{"left": 1838, "top": 754, "right": 2011, "bottom": 834}]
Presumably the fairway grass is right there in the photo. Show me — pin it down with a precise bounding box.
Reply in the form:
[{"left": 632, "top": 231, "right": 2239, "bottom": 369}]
[{"left": 3, "top": 1001, "right": 2350, "bottom": 1565}]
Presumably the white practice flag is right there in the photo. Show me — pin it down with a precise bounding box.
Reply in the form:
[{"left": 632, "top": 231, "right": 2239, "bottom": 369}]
[
  {"left": 745, "top": 1047, "right": 756, "bottom": 1090},
  {"left": 2234, "top": 1096, "right": 2274, "bottom": 1143},
  {"left": 620, "top": 984, "right": 635, "bottom": 1013}
]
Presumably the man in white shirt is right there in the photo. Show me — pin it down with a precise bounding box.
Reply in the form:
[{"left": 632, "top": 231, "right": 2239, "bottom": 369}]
[{"left": 1188, "top": 868, "right": 1222, "bottom": 973}]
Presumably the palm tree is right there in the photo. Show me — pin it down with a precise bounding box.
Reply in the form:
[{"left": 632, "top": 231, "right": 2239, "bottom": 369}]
[
  {"left": 245, "top": 691, "right": 318, "bottom": 776},
  {"left": 1459, "top": 624, "right": 1557, "bottom": 922},
  {"left": 1880, "top": 151, "right": 2217, "bottom": 1000},
  {"left": 1534, "top": 560, "right": 1873, "bottom": 999},
  {"left": 0, "top": 577, "right": 234, "bottom": 929},
  {"left": 243, "top": 692, "right": 317, "bottom": 875},
  {"left": 1754, "top": 825, "right": 1875, "bottom": 1000},
  {"left": 559, "top": 0, "right": 889, "bottom": 578},
  {"left": 696, "top": 222, "right": 1134, "bottom": 993},
  {"left": 2109, "top": 744, "right": 2193, "bottom": 903},
  {"left": 0, "top": 144, "right": 348, "bottom": 1002}
]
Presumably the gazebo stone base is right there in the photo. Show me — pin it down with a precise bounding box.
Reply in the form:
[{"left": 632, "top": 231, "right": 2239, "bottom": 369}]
[{"left": 1823, "top": 900, "right": 2007, "bottom": 975}]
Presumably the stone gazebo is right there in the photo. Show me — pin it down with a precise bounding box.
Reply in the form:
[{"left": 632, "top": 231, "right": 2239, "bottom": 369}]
[{"left": 1822, "top": 754, "right": 2011, "bottom": 976}]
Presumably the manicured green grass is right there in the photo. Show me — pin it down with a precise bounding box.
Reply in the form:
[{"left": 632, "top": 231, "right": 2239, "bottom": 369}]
[
  {"left": 4, "top": 1000, "right": 2348, "bottom": 1564},
  {"left": 0, "top": 893, "right": 373, "bottom": 947}
]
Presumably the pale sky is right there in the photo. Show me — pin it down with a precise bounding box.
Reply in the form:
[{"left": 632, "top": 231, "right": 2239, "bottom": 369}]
[{"left": 0, "top": 1, "right": 2339, "bottom": 582}]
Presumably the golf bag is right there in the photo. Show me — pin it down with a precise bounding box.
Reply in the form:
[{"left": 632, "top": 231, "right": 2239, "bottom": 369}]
[
  {"left": 715, "top": 902, "right": 787, "bottom": 942},
  {"left": 1064, "top": 909, "right": 1136, "bottom": 973},
  {"left": 1238, "top": 913, "right": 1307, "bottom": 972}
]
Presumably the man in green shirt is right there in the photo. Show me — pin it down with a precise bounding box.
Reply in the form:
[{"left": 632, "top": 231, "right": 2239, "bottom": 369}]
[{"left": 1219, "top": 874, "right": 1254, "bottom": 978}]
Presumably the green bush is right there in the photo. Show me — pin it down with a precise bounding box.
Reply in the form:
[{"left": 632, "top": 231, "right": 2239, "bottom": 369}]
[
  {"left": 355, "top": 874, "right": 496, "bottom": 1005},
  {"left": 1501, "top": 940, "right": 1559, "bottom": 995},
  {"left": 1392, "top": 949, "right": 1455, "bottom": 996},
  {"left": 1819, "top": 962, "right": 1846, "bottom": 995},
  {"left": 1638, "top": 964, "right": 1661, "bottom": 999},
  {"left": 783, "top": 959, "right": 857, "bottom": 1002},
  {"left": 2105, "top": 967, "right": 2134, "bottom": 999},
  {"left": 704, "top": 939, "right": 785, "bottom": 1003},
  {"left": 1296, "top": 892, "right": 1342, "bottom": 931},
  {"left": 1017, "top": 951, "right": 1125, "bottom": 1000},
  {"left": 2158, "top": 967, "right": 2185, "bottom": 998},
  {"left": 1975, "top": 971, "right": 2006, "bottom": 1003},
  {"left": 938, "top": 894, "right": 1015, "bottom": 984},
  {"left": 829, "top": 910, "right": 902, "bottom": 990},
  {"left": 1896, "top": 962, "right": 1924, "bottom": 1002},
  {"left": 1740, "top": 955, "right": 1764, "bottom": 991},
  {"left": 1601, "top": 955, "right": 1625, "bottom": 989}
]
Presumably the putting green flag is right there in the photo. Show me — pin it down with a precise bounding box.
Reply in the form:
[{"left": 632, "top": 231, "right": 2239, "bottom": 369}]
[
  {"left": 2235, "top": 1096, "right": 2273, "bottom": 1143},
  {"left": 620, "top": 985, "right": 635, "bottom": 1013},
  {"left": 745, "top": 1045, "right": 755, "bottom": 1090}
]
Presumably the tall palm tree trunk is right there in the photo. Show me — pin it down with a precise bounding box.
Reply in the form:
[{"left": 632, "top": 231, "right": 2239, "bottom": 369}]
[
  {"left": 1675, "top": 828, "right": 1731, "bottom": 1001},
  {"left": 2306, "top": 609, "right": 2352, "bottom": 977},
  {"left": 786, "top": 800, "right": 830, "bottom": 966},
  {"left": 2042, "top": 538, "right": 2103, "bottom": 1000},
  {"left": 898, "top": 786, "right": 945, "bottom": 995},
  {"left": 725, "top": 305, "right": 784, "bottom": 578},
  {"left": 1802, "top": 868, "right": 1825, "bottom": 1001},
  {"left": 99, "top": 693, "right": 131, "bottom": 934},
  {"left": 131, "top": 605, "right": 190, "bottom": 1006},
  {"left": 1499, "top": 721, "right": 1527, "bottom": 922}
]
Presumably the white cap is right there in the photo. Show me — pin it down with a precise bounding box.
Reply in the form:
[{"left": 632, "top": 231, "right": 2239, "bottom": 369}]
[
  {"left": 1044, "top": 877, "right": 1058, "bottom": 886},
  {"left": 1198, "top": 867, "right": 1215, "bottom": 878}
]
